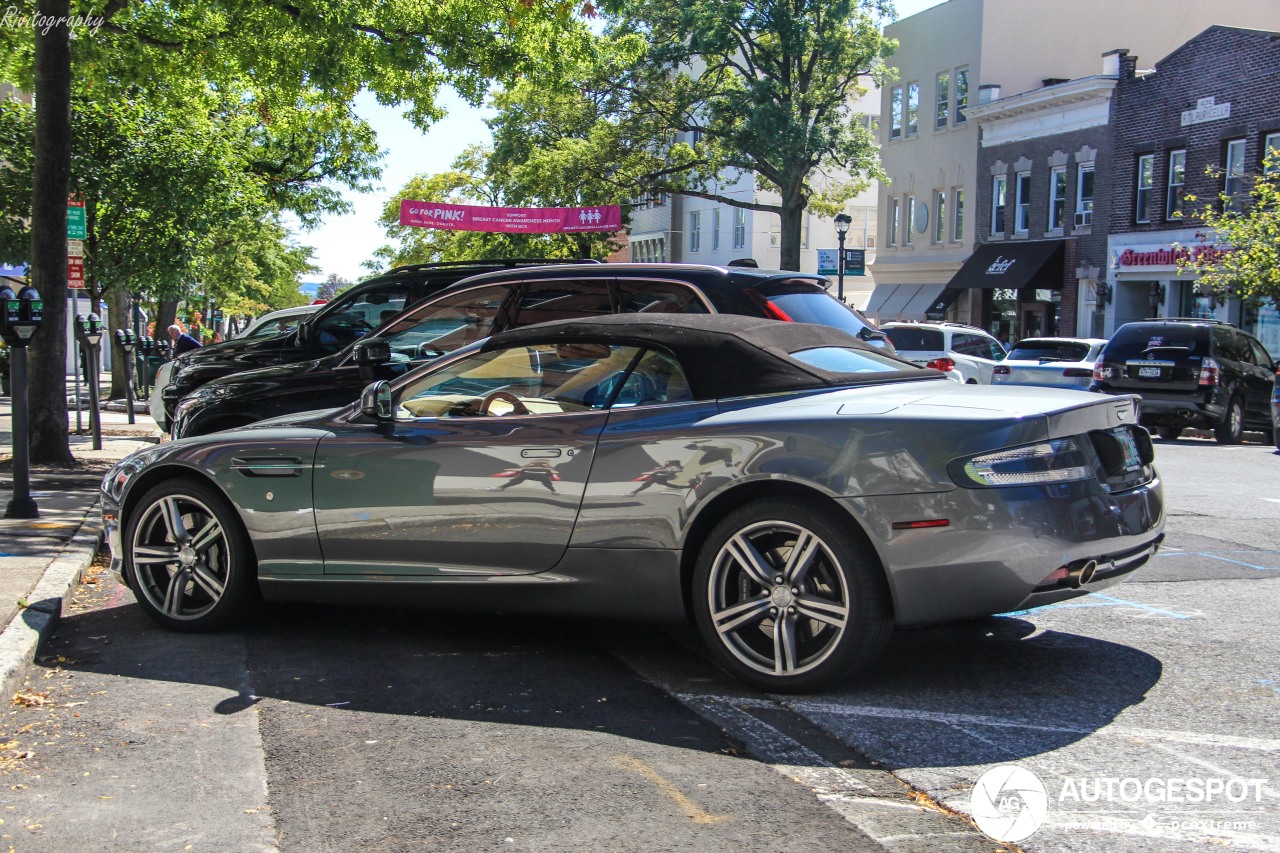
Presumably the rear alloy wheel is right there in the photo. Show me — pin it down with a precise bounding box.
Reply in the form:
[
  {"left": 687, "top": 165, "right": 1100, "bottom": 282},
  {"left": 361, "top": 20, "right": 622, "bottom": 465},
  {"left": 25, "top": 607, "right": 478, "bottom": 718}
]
[
  {"left": 124, "top": 479, "right": 255, "bottom": 631},
  {"left": 1213, "top": 396, "right": 1244, "bottom": 445},
  {"left": 1157, "top": 426, "right": 1183, "bottom": 441},
  {"left": 693, "top": 498, "right": 891, "bottom": 692}
]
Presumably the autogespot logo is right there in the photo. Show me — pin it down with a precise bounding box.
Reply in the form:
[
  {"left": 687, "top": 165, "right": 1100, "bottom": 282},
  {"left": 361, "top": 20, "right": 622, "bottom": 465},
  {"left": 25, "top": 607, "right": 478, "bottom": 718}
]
[{"left": 970, "top": 764, "right": 1049, "bottom": 842}]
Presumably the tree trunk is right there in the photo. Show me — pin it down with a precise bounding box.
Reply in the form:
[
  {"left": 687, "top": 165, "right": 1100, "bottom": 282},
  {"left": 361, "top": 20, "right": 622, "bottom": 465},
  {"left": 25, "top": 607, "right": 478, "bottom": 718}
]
[
  {"left": 26, "top": 0, "right": 74, "bottom": 465},
  {"left": 777, "top": 199, "right": 805, "bottom": 272},
  {"left": 156, "top": 297, "right": 179, "bottom": 340}
]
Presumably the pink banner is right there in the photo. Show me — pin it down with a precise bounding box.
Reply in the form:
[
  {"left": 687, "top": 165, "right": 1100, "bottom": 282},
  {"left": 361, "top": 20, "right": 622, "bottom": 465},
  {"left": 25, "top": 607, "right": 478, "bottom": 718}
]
[{"left": 399, "top": 200, "right": 622, "bottom": 233}]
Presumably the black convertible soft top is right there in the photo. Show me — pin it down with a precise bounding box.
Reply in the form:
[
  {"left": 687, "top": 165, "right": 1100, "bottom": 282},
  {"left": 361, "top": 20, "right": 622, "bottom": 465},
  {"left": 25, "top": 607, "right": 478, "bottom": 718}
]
[{"left": 484, "top": 313, "right": 941, "bottom": 400}]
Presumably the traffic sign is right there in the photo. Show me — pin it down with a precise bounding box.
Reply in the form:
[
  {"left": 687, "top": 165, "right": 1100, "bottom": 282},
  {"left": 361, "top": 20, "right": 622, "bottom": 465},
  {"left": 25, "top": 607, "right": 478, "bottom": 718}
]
[
  {"left": 816, "top": 249, "right": 839, "bottom": 276},
  {"left": 67, "top": 239, "right": 84, "bottom": 257},
  {"left": 67, "top": 201, "right": 86, "bottom": 240},
  {"left": 67, "top": 256, "right": 85, "bottom": 288}
]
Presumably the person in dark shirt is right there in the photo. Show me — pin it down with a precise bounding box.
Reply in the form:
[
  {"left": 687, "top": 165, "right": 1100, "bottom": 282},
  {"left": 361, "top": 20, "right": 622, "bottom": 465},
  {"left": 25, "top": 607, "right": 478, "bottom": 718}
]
[{"left": 168, "top": 324, "right": 203, "bottom": 356}]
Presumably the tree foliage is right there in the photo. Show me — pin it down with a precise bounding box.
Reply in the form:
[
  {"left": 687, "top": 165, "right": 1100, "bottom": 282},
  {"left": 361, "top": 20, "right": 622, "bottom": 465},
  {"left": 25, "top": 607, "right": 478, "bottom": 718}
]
[
  {"left": 1179, "top": 152, "right": 1280, "bottom": 306},
  {"left": 601, "top": 0, "right": 896, "bottom": 269}
]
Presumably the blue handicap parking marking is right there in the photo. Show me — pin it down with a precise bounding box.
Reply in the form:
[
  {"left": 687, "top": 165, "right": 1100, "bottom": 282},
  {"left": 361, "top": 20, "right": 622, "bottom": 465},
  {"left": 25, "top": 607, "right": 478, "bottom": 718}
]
[
  {"left": 1157, "top": 549, "right": 1280, "bottom": 572},
  {"left": 1000, "top": 592, "right": 1195, "bottom": 620}
]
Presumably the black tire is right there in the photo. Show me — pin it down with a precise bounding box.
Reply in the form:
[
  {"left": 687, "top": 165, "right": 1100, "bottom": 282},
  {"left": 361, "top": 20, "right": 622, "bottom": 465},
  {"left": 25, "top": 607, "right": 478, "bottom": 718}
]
[
  {"left": 123, "top": 478, "right": 256, "bottom": 632},
  {"left": 692, "top": 497, "right": 892, "bottom": 692},
  {"left": 1213, "top": 396, "right": 1244, "bottom": 444},
  {"left": 1157, "top": 426, "right": 1183, "bottom": 441}
]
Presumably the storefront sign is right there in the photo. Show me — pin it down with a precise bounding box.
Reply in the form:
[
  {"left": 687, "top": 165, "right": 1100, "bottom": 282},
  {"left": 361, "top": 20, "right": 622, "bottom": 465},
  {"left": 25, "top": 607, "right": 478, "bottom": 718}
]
[
  {"left": 1181, "top": 96, "right": 1230, "bottom": 127},
  {"left": 399, "top": 200, "right": 622, "bottom": 233},
  {"left": 1117, "top": 244, "right": 1230, "bottom": 268},
  {"left": 985, "top": 256, "right": 1017, "bottom": 275}
]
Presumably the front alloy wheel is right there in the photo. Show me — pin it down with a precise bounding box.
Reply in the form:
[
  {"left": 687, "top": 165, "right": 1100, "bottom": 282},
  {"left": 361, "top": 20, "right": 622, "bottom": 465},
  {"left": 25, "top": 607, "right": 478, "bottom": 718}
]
[
  {"left": 693, "top": 498, "right": 891, "bottom": 691},
  {"left": 125, "top": 479, "right": 254, "bottom": 631}
]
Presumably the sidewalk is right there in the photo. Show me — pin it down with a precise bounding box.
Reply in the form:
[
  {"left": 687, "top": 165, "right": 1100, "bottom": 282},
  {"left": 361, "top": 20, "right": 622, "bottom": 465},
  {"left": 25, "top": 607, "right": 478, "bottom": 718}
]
[{"left": 0, "top": 379, "right": 162, "bottom": 700}]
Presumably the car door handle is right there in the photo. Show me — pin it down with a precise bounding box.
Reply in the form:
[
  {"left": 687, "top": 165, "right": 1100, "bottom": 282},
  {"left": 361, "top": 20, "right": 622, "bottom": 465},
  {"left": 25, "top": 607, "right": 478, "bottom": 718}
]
[
  {"left": 230, "top": 457, "right": 306, "bottom": 477},
  {"left": 521, "top": 448, "right": 562, "bottom": 459}
]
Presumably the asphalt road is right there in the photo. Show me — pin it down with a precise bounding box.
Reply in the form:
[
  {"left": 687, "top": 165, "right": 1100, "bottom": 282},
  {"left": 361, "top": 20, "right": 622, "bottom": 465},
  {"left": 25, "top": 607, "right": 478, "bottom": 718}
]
[{"left": 3, "top": 433, "right": 1276, "bottom": 853}]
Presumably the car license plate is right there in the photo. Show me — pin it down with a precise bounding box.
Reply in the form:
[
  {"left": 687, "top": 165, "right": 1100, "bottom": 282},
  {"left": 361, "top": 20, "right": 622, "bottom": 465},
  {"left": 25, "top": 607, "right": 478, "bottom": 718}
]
[
  {"left": 1137, "top": 366, "right": 1162, "bottom": 378},
  {"left": 1113, "top": 427, "right": 1143, "bottom": 470}
]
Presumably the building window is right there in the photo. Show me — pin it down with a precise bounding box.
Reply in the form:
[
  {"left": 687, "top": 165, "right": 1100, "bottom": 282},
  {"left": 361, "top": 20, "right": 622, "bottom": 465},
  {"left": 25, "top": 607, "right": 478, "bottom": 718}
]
[
  {"left": 712, "top": 208, "right": 721, "bottom": 251},
  {"left": 890, "top": 87, "right": 902, "bottom": 140},
  {"left": 889, "top": 197, "right": 900, "bottom": 245},
  {"left": 934, "top": 190, "right": 947, "bottom": 243},
  {"left": 935, "top": 72, "right": 949, "bottom": 130},
  {"left": 1014, "top": 171, "right": 1031, "bottom": 233},
  {"left": 1264, "top": 132, "right": 1280, "bottom": 174},
  {"left": 954, "top": 67, "right": 969, "bottom": 125},
  {"left": 906, "top": 83, "right": 919, "bottom": 136},
  {"left": 1136, "top": 154, "right": 1154, "bottom": 223},
  {"left": 1048, "top": 167, "right": 1067, "bottom": 231},
  {"left": 733, "top": 208, "right": 746, "bottom": 249},
  {"left": 953, "top": 187, "right": 965, "bottom": 241},
  {"left": 1167, "top": 149, "right": 1186, "bottom": 219},
  {"left": 689, "top": 211, "right": 701, "bottom": 253},
  {"left": 904, "top": 195, "right": 916, "bottom": 244},
  {"left": 991, "top": 175, "right": 1007, "bottom": 235},
  {"left": 1224, "top": 138, "right": 1246, "bottom": 212},
  {"left": 1075, "top": 164, "right": 1094, "bottom": 227}
]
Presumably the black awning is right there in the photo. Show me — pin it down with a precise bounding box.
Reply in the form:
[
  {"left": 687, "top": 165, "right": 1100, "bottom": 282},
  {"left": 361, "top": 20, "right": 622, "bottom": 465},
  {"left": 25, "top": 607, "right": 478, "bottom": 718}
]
[{"left": 947, "top": 241, "right": 1066, "bottom": 290}]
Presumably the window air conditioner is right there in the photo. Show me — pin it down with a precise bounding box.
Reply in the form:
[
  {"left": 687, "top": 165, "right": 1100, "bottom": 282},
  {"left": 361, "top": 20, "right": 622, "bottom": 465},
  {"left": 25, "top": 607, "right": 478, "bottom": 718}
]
[{"left": 1074, "top": 210, "right": 1092, "bottom": 227}]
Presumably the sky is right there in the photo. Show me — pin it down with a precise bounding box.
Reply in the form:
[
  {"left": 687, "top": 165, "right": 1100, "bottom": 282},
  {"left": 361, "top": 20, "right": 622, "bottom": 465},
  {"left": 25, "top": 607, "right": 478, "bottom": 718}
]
[{"left": 295, "top": 0, "right": 946, "bottom": 284}]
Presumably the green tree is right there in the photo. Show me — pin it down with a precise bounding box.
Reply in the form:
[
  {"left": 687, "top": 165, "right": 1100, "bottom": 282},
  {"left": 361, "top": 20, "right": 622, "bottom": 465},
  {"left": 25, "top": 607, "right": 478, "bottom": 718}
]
[
  {"left": 1, "top": 0, "right": 596, "bottom": 463},
  {"left": 604, "top": 0, "right": 896, "bottom": 269},
  {"left": 316, "top": 273, "right": 354, "bottom": 302},
  {"left": 1179, "top": 152, "right": 1280, "bottom": 307}
]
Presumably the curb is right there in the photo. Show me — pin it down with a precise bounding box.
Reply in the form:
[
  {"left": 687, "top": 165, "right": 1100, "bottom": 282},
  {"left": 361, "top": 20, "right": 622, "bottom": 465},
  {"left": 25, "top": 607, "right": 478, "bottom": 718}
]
[{"left": 0, "top": 500, "right": 103, "bottom": 701}]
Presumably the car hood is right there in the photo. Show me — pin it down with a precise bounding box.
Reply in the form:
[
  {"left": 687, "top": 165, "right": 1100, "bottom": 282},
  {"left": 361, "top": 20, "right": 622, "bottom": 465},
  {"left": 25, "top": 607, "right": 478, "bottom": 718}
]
[
  {"left": 174, "top": 329, "right": 296, "bottom": 365},
  {"left": 197, "top": 356, "right": 333, "bottom": 392}
]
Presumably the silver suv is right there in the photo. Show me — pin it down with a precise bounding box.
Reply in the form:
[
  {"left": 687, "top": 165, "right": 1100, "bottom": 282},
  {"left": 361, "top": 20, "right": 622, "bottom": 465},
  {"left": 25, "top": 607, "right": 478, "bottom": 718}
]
[{"left": 882, "top": 322, "right": 1007, "bottom": 384}]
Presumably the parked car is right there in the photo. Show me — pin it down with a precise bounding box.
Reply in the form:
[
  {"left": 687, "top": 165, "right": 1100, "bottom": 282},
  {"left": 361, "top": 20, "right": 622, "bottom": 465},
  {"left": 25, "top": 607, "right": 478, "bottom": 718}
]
[
  {"left": 154, "top": 259, "right": 596, "bottom": 429},
  {"left": 881, "top": 322, "right": 1007, "bottom": 383},
  {"left": 169, "top": 262, "right": 893, "bottom": 438},
  {"left": 103, "top": 313, "right": 1163, "bottom": 692},
  {"left": 1272, "top": 366, "right": 1280, "bottom": 450},
  {"left": 235, "top": 304, "right": 322, "bottom": 339},
  {"left": 991, "top": 337, "right": 1108, "bottom": 390},
  {"left": 1090, "top": 319, "right": 1276, "bottom": 444},
  {"left": 149, "top": 304, "right": 324, "bottom": 424}
]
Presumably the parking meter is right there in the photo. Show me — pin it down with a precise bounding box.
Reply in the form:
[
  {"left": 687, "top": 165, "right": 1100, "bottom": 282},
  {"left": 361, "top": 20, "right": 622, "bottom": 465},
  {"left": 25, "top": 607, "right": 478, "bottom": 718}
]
[
  {"left": 74, "top": 313, "right": 105, "bottom": 449},
  {"left": 3, "top": 285, "right": 43, "bottom": 518},
  {"left": 115, "top": 328, "right": 138, "bottom": 424}
]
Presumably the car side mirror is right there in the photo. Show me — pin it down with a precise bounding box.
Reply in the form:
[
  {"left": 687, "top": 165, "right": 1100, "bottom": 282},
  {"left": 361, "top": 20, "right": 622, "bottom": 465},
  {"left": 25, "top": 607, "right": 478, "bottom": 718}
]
[
  {"left": 360, "top": 380, "right": 393, "bottom": 421},
  {"left": 296, "top": 320, "right": 314, "bottom": 344},
  {"left": 354, "top": 336, "right": 391, "bottom": 381}
]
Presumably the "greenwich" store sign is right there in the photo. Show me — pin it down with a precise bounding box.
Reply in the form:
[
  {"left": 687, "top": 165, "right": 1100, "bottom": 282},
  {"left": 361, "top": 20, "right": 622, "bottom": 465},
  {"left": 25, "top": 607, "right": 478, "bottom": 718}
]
[{"left": 1117, "top": 244, "right": 1230, "bottom": 268}]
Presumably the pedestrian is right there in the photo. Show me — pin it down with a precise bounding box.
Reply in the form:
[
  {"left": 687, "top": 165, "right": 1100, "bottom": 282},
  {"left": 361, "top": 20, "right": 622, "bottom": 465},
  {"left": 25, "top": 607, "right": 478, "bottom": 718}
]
[
  {"left": 489, "top": 460, "right": 561, "bottom": 494},
  {"left": 168, "top": 324, "right": 203, "bottom": 356},
  {"left": 629, "top": 460, "right": 686, "bottom": 495}
]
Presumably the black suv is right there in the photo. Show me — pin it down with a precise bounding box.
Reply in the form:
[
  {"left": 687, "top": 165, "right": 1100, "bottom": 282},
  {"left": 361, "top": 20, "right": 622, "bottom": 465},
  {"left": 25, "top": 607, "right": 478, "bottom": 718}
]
[
  {"left": 158, "top": 259, "right": 595, "bottom": 429},
  {"left": 1090, "top": 319, "right": 1277, "bottom": 444},
  {"left": 170, "top": 262, "right": 894, "bottom": 438}
]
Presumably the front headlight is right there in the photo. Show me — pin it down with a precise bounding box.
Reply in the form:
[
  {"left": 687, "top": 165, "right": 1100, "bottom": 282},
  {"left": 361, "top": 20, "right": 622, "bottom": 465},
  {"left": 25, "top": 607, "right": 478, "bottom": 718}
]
[{"left": 952, "top": 438, "right": 1094, "bottom": 488}]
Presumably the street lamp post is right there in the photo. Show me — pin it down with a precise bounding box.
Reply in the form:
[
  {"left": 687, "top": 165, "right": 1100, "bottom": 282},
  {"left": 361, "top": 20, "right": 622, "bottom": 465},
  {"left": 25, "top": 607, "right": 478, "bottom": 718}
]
[{"left": 833, "top": 213, "right": 853, "bottom": 303}]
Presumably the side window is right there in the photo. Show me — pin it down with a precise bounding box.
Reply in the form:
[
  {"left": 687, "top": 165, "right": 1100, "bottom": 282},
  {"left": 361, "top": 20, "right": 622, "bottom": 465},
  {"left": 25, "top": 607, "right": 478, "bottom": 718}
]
[
  {"left": 507, "top": 279, "right": 613, "bottom": 330},
  {"left": 985, "top": 336, "right": 1006, "bottom": 360},
  {"left": 1249, "top": 337, "right": 1275, "bottom": 369},
  {"left": 1212, "top": 327, "right": 1245, "bottom": 363},
  {"left": 613, "top": 349, "right": 695, "bottom": 407},
  {"left": 317, "top": 285, "right": 411, "bottom": 351},
  {"left": 383, "top": 284, "right": 512, "bottom": 359},
  {"left": 396, "top": 343, "right": 644, "bottom": 418},
  {"left": 615, "top": 280, "right": 709, "bottom": 314}
]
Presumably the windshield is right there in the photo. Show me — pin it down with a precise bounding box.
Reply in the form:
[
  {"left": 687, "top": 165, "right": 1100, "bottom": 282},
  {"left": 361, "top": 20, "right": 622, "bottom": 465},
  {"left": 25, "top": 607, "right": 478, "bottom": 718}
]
[
  {"left": 753, "top": 281, "right": 889, "bottom": 345},
  {"left": 791, "top": 346, "right": 918, "bottom": 373},
  {"left": 1007, "top": 340, "right": 1094, "bottom": 362}
]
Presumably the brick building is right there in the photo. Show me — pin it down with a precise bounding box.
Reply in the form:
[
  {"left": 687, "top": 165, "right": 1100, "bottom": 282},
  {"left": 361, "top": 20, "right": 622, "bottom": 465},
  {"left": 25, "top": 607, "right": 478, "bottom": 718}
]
[{"left": 1105, "top": 26, "right": 1280, "bottom": 355}]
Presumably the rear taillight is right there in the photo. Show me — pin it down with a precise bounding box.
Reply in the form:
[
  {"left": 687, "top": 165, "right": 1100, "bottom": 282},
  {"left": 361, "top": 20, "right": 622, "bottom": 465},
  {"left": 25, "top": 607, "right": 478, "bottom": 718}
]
[
  {"left": 926, "top": 357, "right": 956, "bottom": 372},
  {"left": 992, "top": 365, "right": 1011, "bottom": 375},
  {"left": 1093, "top": 362, "right": 1114, "bottom": 381},
  {"left": 1062, "top": 368, "right": 1093, "bottom": 378},
  {"left": 762, "top": 300, "right": 794, "bottom": 322},
  {"left": 1198, "top": 357, "right": 1220, "bottom": 386}
]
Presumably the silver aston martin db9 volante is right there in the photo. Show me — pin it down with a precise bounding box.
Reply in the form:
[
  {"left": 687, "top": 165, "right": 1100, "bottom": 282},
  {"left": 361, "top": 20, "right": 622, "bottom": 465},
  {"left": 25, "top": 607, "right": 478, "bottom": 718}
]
[{"left": 102, "top": 314, "right": 1164, "bottom": 691}]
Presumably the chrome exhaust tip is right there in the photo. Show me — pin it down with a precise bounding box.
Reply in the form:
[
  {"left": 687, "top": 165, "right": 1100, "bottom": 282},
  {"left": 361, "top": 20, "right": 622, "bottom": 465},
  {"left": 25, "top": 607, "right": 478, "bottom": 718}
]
[{"left": 1066, "top": 559, "right": 1098, "bottom": 589}]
